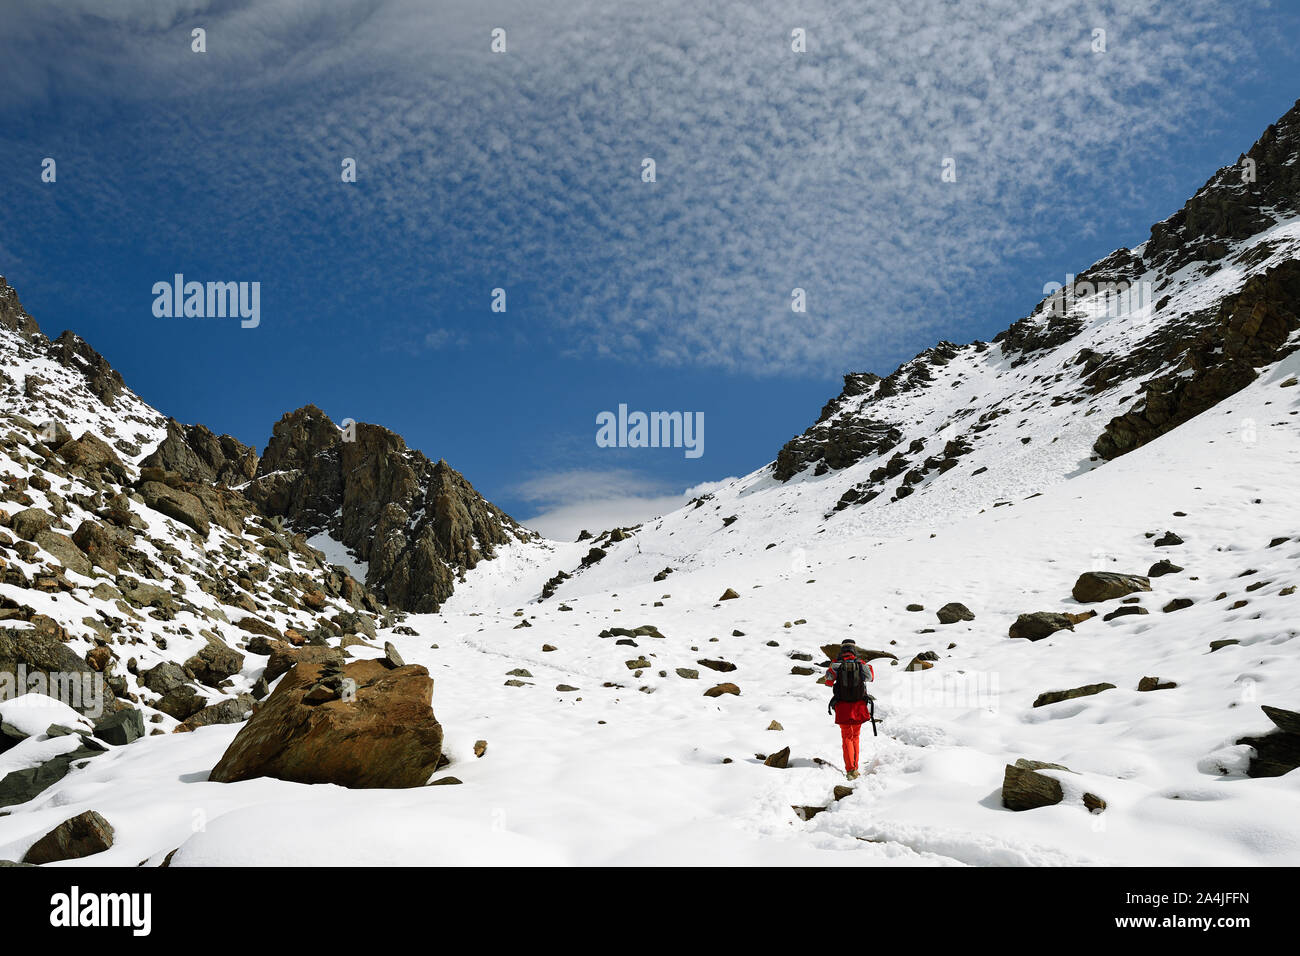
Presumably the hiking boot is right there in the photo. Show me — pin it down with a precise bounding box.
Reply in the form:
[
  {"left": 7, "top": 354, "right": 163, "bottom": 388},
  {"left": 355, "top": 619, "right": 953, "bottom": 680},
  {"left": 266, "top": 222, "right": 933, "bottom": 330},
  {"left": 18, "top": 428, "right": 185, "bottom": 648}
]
[{"left": 846, "top": 770, "right": 860, "bottom": 781}]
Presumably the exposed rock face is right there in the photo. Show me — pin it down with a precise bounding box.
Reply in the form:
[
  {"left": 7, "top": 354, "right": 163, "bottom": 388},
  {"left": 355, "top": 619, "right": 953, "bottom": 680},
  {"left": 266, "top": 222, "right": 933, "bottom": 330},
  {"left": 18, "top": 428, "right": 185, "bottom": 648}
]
[
  {"left": 0, "top": 277, "right": 42, "bottom": 338},
  {"left": 47, "top": 332, "right": 127, "bottom": 407},
  {"left": 209, "top": 652, "right": 444, "bottom": 788},
  {"left": 1095, "top": 260, "right": 1300, "bottom": 460},
  {"left": 141, "top": 420, "right": 258, "bottom": 487},
  {"left": 774, "top": 413, "right": 901, "bottom": 482},
  {"left": 1145, "top": 99, "right": 1300, "bottom": 273},
  {"left": 244, "top": 405, "right": 530, "bottom": 612}
]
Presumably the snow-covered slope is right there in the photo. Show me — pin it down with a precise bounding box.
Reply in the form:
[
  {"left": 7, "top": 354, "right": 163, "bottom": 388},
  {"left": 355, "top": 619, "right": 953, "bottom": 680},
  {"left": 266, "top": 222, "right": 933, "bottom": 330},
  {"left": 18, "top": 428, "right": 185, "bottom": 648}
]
[{"left": 4, "top": 347, "right": 1294, "bottom": 866}]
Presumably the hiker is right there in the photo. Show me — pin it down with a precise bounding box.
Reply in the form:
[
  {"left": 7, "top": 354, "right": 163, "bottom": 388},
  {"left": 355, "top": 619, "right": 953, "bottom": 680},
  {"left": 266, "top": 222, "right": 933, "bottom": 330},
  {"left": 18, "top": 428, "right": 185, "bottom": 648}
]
[{"left": 823, "top": 639, "right": 874, "bottom": 780}]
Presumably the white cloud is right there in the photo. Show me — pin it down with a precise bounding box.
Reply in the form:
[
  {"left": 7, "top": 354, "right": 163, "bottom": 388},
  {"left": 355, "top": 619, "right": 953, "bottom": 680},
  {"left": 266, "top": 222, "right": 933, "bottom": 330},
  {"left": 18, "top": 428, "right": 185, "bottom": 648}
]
[
  {"left": 513, "top": 468, "right": 734, "bottom": 540},
  {"left": 0, "top": 0, "right": 1275, "bottom": 375}
]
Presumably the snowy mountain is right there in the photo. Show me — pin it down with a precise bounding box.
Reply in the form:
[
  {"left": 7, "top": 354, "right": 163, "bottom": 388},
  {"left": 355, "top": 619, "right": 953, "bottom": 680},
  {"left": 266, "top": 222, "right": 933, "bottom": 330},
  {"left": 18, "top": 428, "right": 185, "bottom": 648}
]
[{"left": 1, "top": 100, "right": 1299, "bottom": 867}]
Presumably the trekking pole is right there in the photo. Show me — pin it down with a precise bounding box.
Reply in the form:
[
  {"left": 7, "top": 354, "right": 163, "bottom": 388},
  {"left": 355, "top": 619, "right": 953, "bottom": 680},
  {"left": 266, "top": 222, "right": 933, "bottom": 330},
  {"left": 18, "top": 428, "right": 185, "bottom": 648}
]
[{"left": 867, "top": 693, "right": 878, "bottom": 737}]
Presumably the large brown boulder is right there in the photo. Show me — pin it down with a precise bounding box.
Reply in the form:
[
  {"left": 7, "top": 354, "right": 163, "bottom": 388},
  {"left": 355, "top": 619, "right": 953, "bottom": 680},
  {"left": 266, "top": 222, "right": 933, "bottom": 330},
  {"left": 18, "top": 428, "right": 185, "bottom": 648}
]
[
  {"left": 184, "top": 642, "right": 245, "bottom": 687},
  {"left": 71, "top": 519, "right": 129, "bottom": 574},
  {"left": 1094, "top": 259, "right": 1300, "bottom": 459},
  {"left": 33, "top": 529, "right": 93, "bottom": 577},
  {"left": 209, "top": 653, "right": 443, "bottom": 789},
  {"left": 21, "top": 810, "right": 115, "bottom": 864},
  {"left": 10, "top": 508, "right": 54, "bottom": 542},
  {"left": 138, "top": 481, "right": 211, "bottom": 537},
  {"left": 58, "top": 432, "right": 128, "bottom": 483},
  {"left": 1071, "top": 572, "right": 1151, "bottom": 603}
]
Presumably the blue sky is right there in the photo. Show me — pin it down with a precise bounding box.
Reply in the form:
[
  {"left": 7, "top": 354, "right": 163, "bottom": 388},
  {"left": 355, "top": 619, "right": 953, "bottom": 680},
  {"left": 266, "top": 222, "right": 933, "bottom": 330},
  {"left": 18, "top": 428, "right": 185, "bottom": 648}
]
[{"left": 1, "top": 0, "right": 1297, "bottom": 538}]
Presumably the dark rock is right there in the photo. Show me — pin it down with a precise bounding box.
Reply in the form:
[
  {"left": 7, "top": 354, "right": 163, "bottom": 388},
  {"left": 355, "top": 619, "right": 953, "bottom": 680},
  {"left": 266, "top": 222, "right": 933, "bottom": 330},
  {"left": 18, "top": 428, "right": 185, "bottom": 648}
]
[
  {"left": 175, "top": 694, "right": 256, "bottom": 732},
  {"left": 155, "top": 686, "right": 206, "bottom": 721},
  {"left": 1154, "top": 531, "right": 1184, "bottom": 547},
  {"left": 141, "top": 661, "right": 189, "bottom": 696},
  {"left": 1008, "top": 612, "right": 1076, "bottom": 641},
  {"left": 1262, "top": 705, "right": 1300, "bottom": 736},
  {"left": 1137, "top": 676, "right": 1177, "bottom": 692},
  {"left": 0, "top": 745, "right": 101, "bottom": 808},
  {"left": 1104, "top": 605, "right": 1149, "bottom": 621},
  {"left": 1072, "top": 572, "right": 1151, "bottom": 603},
  {"left": 704, "top": 683, "right": 740, "bottom": 698},
  {"left": 22, "top": 810, "right": 114, "bottom": 864},
  {"left": 137, "top": 481, "right": 211, "bottom": 537},
  {"left": 210, "top": 655, "right": 443, "bottom": 788},
  {"left": 936, "top": 602, "right": 975, "bottom": 624},
  {"left": 1148, "top": 559, "right": 1184, "bottom": 577},
  {"left": 1033, "top": 683, "right": 1116, "bottom": 708},
  {"left": 1095, "top": 260, "right": 1300, "bottom": 460},
  {"left": 0, "top": 626, "right": 121, "bottom": 718},
  {"left": 93, "top": 708, "right": 144, "bottom": 746},
  {"left": 184, "top": 643, "right": 244, "bottom": 687},
  {"left": 1001, "top": 759, "right": 1070, "bottom": 811},
  {"left": 764, "top": 747, "right": 790, "bottom": 769}
]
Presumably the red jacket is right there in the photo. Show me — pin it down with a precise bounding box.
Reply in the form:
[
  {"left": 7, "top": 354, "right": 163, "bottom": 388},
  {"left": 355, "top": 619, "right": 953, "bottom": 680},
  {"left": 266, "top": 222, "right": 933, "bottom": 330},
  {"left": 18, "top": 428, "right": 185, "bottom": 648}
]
[{"left": 824, "top": 654, "right": 873, "bottom": 725}]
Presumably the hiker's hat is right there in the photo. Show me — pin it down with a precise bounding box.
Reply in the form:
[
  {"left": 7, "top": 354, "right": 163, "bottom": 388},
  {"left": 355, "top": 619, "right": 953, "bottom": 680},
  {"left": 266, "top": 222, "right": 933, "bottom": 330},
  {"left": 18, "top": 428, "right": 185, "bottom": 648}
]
[{"left": 841, "top": 639, "right": 856, "bottom": 647}]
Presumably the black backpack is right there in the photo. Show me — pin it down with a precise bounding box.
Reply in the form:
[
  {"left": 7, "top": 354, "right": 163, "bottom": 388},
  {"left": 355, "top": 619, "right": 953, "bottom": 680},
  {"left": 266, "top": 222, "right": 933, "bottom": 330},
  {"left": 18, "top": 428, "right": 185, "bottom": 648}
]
[{"left": 832, "top": 657, "right": 867, "bottom": 703}]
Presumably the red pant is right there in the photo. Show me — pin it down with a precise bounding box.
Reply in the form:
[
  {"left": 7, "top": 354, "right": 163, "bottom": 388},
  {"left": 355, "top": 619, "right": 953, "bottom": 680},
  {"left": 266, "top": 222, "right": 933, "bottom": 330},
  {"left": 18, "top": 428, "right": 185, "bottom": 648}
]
[{"left": 840, "top": 722, "right": 862, "bottom": 772}]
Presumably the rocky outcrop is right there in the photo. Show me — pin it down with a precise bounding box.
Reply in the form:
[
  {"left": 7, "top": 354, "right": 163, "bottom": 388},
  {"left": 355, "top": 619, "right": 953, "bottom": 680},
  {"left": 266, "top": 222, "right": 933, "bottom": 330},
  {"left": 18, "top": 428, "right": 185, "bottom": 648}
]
[
  {"left": 774, "top": 414, "right": 901, "bottom": 482},
  {"left": 0, "top": 277, "right": 42, "bottom": 338},
  {"left": 47, "top": 332, "right": 127, "bottom": 407},
  {"left": 1145, "top": 98, "right": 1300, "bottom": 273},
  {"left": 209, "top": 651, "right": 444, "bottom": 788},
  {"left": 1095, "top": 259, "right": 1300, "bottom": 460},
  {"left": 244, "top": 406, "right": 529, "bottom": 612},
  {"left": 141, "top": 420, "right": 258, "bottom": 487}
]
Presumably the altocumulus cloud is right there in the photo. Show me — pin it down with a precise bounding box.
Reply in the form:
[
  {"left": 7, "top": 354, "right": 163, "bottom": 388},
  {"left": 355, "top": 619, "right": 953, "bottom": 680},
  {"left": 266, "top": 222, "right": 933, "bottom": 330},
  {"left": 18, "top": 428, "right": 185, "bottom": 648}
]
[{"left": 0, "top": 0, "right": 1268, "bottom": 375}]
